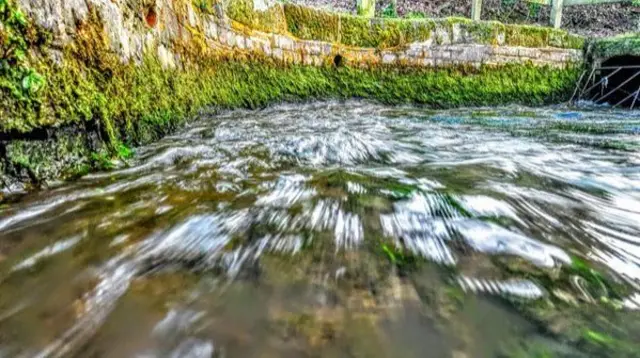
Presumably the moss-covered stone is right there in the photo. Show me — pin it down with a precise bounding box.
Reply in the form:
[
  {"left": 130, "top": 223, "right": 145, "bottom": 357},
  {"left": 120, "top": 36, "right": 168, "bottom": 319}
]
[
  {"left": 283, "top": 4, "right": 340, "bottom": 42},
  {"left": 283, "top": 4, "right": 584, "bottom": 50},
  {"left": 0, "top": 0, "right": 50, "bottom": 132},
  {"left": 225, "top": 0, "right": 288, "bottom": 34},
  {"left": 591, "top": 33, "right": 640, "bottom": 60},
  {"left": 505, "top": 25, "right": 584, "bottom": 49},
  {"left": 339, "top": 16, "right": 435, "bottom": 48},
  {"left": 0, "top": 47, "right": 581, "bottom": 186}
]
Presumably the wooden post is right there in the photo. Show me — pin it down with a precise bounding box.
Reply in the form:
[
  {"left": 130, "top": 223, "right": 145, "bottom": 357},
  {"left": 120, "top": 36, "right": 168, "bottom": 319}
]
[
  {"left": 471, "top": 0, "right": 482, "bottom": 21},
  {"left": 550, "top": 0, "right": 564, "bottom": 28}
]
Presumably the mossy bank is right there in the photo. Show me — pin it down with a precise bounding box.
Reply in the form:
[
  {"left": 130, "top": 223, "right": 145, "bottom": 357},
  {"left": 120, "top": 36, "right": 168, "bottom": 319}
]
[{"left": 1, "top": 0, "right": 584, "bottom": 191}]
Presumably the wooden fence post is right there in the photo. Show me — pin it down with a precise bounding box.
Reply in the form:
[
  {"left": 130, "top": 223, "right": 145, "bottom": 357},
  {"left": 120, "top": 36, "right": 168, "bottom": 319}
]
[
  {"left": 550, "top": 0, "right": 564, "bottom": 28},
  {"left": 471, "top": 0, "right": 482, "bottom": 21}
]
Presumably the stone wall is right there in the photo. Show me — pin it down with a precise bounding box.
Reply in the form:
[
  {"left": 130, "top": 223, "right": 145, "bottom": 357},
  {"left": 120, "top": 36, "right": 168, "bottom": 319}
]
[{"left": 15, "top": 0, "right": 582, "bottom": 72}]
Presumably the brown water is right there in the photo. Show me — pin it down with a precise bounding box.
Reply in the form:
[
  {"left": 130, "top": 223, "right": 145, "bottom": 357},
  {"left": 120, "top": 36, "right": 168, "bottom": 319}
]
[{"left": 1, "top": 101, "right": 640, "bottom": 357}]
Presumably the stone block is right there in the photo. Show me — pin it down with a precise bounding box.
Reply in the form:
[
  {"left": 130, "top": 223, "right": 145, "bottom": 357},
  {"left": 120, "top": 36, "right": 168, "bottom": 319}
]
[
  {"left": 262, "top": 41, "right": 272, "bottom": 56},
  {"left": 312, "top": 56, "right": 323, "bottom": 66},
  {"left": 459, "top": 46, "right": 488, "bottom": 62},
  {"left": 435, "top": 28, "right": 451, "bottom": 46},
  {"left": 273, "top": 48, "right": 284, "bottom": 60},
  {"left": 409, "top": 39, "right": 434, "bottom": 51},
  {"left": 157, "top": 45, "right": 176, "bottom": 69},
  {"left": 518, "top": 48, "right": 541, "bottom": 59},
  {"left": 303, "top": 55, "right": 314, "bottom": 65},
  {"left": 451, "top": 24, "right": 463, "bottom": 44},
  {"left": 422, "top": 58, "right": 435, "bottom": 67},
  {"left": 382, "top": 53, "right": 397, "bottom": 64},
  {"left": 274, "top": 35, "right": 295, "bottom": 51},
  {"left": 204, "top": 18, "right": 218, "bottom": 40},
  {"left": 492, "top": 46, "right": 519, "bottom": 57},
  {"left": 235, "top": 36, "right": 246, "bottom": 49}
]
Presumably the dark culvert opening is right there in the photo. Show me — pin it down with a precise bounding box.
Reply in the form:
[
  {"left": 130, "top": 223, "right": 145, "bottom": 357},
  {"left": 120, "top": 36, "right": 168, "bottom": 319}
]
[
  {"left": 333, "top": 54, "right": 343, "bottom": 68},
  {"left": 591, "top": 56, "right": 640, "bottom": 108}
]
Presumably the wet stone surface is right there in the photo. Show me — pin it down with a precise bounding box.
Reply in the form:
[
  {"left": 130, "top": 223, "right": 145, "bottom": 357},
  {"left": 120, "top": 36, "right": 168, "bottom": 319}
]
[{"left": 1, "top": 101, "right": 640, "bottom": 357}]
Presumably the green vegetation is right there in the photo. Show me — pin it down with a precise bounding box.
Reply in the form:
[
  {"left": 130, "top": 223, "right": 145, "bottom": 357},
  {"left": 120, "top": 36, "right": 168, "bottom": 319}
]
[
  {"left": 282, "top": 4, "right": 341, "bottom": 42},
  {"left": 283, "top": 4, "right": 584, "bottom": 49},
  {"left": 405, "top": 11, "right": 427, "bottom": 19},
  {"left": 226, "top": 0, "right": 288, "bottom": 33},
  {"left": 193, "top": 0, "right": 217, "bottom": 13},
  {"left": 1, "top": 50, "right": 580, "bottom": 184},
  {"left": 0, "top": 0, "right": 49, "bottom": 131},
  {"left": 591, "top": 33, "right": 640, "bottom": 59}
]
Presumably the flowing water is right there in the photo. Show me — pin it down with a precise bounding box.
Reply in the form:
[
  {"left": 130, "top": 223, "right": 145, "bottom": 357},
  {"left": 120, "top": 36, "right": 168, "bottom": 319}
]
[{"left": 1, "top": 101, "right": 640, "bottom": 357}]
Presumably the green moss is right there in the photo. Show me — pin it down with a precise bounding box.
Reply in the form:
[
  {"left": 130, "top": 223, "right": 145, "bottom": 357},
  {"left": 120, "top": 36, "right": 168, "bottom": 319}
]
[
  {"left": 283, "top": 4, "right": 584, "bottom": 50},
  {"left": 381, "top": 2, "right": 398, "bottom": 18},
  {"left": 504, "top": 24, "right": 584, "bottom": 49},
  {"left": 1, "top": 51, "right": 581, "bottom": 184},
  {"left": 0, "top": 0, "right": 50, "bottom": 132},
  {"left": 592, "top": 33, "right": 640, "bottom": 59},
  {"left": 340, "top": 16, "right": 436, "bottom": 48},
  {"left": 405, "top": 11, "right": 426, "bottom": 19},
  {"left": 283, "top": 4, "right": 340, "bottom": 42},
  {"left": 462, "top": 20, "right": 505, "bottom": 44},
  {"left": 192, "top": 0, "right": 218, "bottom": 14},
  {"left": 225, "top": 0, "right": 287, "bottom": 33},
  {"left": 505, "top": 24, "right": 549, "bottom": 48},
  {"left": 7, "top": 56, "right": 582, "bottom": 134},
  {"left": 548, "top": 28, "right": 585, "bottom": 50}
]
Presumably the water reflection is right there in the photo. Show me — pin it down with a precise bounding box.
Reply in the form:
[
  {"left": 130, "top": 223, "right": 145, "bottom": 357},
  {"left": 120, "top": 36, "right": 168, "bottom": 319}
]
[{"left": 1, "top": 101, "right": 640, "bottom": 357}]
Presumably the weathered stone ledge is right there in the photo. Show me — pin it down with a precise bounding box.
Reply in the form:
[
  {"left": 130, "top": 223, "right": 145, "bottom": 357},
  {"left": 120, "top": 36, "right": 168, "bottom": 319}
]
[{"left": 206, "top": 20, "right": 582, "bottom": 69}]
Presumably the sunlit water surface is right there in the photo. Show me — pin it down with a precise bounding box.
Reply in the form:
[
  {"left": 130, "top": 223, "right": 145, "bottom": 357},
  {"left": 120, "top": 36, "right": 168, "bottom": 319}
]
[{"left": 1, "top": 101, "right": 640, "bottom": 357}]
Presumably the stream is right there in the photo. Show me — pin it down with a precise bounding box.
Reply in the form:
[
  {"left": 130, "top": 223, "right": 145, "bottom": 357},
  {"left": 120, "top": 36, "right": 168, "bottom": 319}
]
[{"left": 1, "top": 101, "right": 640, "bottom": 357}]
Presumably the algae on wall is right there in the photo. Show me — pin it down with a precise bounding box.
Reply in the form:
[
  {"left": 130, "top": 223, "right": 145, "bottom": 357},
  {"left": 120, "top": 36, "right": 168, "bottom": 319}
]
[
  {"left": 591, "top": 33, "right": 640, "bottom": 60},
  {"left": 225, "top": 0, "right": 288, "bottom": 33},
  {"left": 282, "top": 4, "right": 585, "bottom": 50}
]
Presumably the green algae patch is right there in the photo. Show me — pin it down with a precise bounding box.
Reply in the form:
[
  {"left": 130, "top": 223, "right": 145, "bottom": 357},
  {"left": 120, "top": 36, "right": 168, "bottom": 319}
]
[
  {"left": 0, "top": 0, "right": 50, "bottom": 132},
  {"left": 225, "top": 0, "right": 288, "bottom": 34},
  {"left": 460, "top": 20, "right": 504, "bottom": 44},
  {"left": 282, "top": 4, "right": 584, "bottom": 50},
  {"left": 339, "top": 16, "right": 435, "bottom": 48},
  {"left": 0, "top": 50, "right": 581, "bottom": 186},
  {"left": 591, "top": 33, "right": 640, "bottom": 59},
  {"left": 283, "top": 4, "right": 340, "bottom": 42},
  {"left": 504, "top": 24, "right": 583, "bottom": 49}
]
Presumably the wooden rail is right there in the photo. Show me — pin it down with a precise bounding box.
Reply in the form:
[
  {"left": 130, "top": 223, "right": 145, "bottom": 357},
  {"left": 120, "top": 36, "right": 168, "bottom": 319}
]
[{"left": 471, "top": 0, "right": 631, "bottom": 28}]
